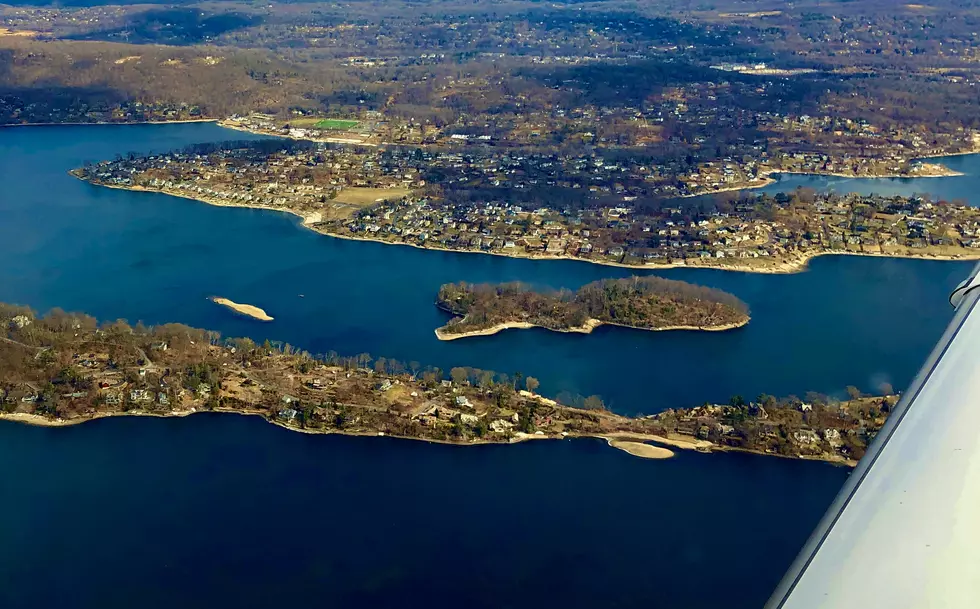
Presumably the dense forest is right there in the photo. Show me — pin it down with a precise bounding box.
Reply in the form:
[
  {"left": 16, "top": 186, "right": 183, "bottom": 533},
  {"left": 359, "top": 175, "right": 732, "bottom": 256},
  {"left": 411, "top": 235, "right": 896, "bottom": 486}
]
[
  {"left": 436, "top": 277, "right": 750, "bottom": 336},
  {"left": 4, "top": 0, "right": 980, "bottom": 138}
]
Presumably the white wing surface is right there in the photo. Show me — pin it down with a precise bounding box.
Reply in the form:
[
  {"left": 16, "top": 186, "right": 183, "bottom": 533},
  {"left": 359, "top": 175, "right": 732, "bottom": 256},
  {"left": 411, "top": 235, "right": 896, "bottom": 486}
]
[{"left": 767, "top": 261, "right": 980, "bottom": 609}]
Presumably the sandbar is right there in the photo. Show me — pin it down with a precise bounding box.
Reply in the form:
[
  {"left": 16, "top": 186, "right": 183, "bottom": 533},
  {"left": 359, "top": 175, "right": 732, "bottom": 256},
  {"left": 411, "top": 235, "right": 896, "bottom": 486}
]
[
  {"left": 210, "top": 297, "right": 274, "bottom": 321},
  {"left": 607, "top": 438, "right": 675, "bottom": 459}
]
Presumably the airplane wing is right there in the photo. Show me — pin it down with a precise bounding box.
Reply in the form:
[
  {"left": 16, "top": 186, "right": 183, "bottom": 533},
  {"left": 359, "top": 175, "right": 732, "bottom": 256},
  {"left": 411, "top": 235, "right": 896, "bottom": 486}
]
[{"left": 766, "top": 260, "right": 980, "bottom": 608}]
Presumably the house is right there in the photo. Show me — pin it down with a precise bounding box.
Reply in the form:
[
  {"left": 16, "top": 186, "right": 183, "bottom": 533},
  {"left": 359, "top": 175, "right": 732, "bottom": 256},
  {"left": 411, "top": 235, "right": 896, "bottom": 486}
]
[
  {"left": 10, "top": 314, "right": 32, "bottom": 329},
  {"left": 793, "top": 429, "right": 821, "bottom": 445},
  {"left": 279, "top": 407, "right": 299, "bottom": 421},
  {"left": 150, "top": 342, "right": 169, "bottom": 351},
  {"left": 281, "top": 394, "right": 299, "bottom": 405},
  {"left": 130, "top": 389, "right": 152, "bottom": 402},
  {"left": 157, "top": 392, "right": 170, "bottom": 406},
  {"left": 607, "top": 246, "right": 625, "bottom": 257},
  {"left": 490, "top": 419, "right": 514, "bottom": 433},
  {"left": 104, "top": 393, "right": 122, "bottom": 405},
  {"left": 378, "top": 380, "right": 393, "bottom": 392},
  {"left": 459, "top": 413, "right": 479, "bottom": 425},
  {"left": 20, "top": 383, "right": 40, "bottom": 403},
  {"left": 455, "top": 396, "right": 472, "bottom": 408}
]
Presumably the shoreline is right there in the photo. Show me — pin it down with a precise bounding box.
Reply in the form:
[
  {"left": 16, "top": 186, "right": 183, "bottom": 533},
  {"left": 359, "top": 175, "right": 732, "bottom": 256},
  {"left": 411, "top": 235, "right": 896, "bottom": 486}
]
[
  {"left": 71, "top": 174, "right": 980, "bottom": 275},
  {"left": 604, "top": 437, "right": 675, "bottom": 459},
  {"left": 1, "top": 118, "right": 217, "bottom": 129},
  {"left": 218, "top": 119, "right": 380, "bottom": 147},
  {"left": 0, "top": 409, "right": 854, "bottom": 465},
  {"left": 213, "top": 118, "right": 980, "bottom": 173},
  {"left": 0, "top": 409, "right": 673, "bottom": 460},
  {"left": 434, "top": 317, "right": 748, "bottom": 340},
  {"left": 680, "top": 163, "right": 969, "bottom": 199}
]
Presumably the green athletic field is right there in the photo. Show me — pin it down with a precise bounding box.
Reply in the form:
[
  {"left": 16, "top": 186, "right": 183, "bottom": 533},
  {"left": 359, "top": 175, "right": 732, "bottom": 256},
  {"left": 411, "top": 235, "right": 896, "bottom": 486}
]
[{"left": 314, "top": 119, "right": 360, "bottom": 130}]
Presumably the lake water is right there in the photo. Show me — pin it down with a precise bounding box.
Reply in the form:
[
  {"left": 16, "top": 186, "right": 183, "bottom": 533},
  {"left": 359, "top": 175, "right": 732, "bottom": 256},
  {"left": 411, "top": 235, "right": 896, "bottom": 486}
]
[
  {"left": 0, "top": 414, "right": 848, "bottom": 609},
  {"left": 0, "top": 123, "right": 975, "bottom": 413},
  {"left": 1, "top": 123, "right": 977, "bottom": 608}
]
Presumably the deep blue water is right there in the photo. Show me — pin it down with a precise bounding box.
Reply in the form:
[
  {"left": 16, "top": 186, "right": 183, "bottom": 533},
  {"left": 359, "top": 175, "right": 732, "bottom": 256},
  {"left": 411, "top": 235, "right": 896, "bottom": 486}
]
[
  {"left": 0, "top": 415, "right": 848, "bottom": 609},
  {"left": 0, "top": 123, "right": 975, "bottom": 414},
  {"left": 0, "top": 124, "right": 977, "bottom": 608}
]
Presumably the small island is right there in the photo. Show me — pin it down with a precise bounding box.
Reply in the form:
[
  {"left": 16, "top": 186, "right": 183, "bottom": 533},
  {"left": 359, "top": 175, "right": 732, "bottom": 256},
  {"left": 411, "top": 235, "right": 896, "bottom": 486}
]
[
  {"left": 434, "top": 277, "right": 750, "bottom": 340},
  {"left": 211, "top": 297, "right": 274, "bottom": 321},
  {"left": 0, "top": 302, "right": 892, "bottom": 465}
]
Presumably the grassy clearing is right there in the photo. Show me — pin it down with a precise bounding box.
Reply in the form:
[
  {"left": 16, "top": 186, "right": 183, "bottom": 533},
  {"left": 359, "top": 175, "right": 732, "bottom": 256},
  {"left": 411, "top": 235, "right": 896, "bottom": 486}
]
[
  {"left": 314, "top": 119, "right": 361, "bottom": 130},
  {"left": 333, "top": 186, "right": 410, "bottom": 206},
  {"left": 318, "top": 187, "right": 412, "bottom": 221}
]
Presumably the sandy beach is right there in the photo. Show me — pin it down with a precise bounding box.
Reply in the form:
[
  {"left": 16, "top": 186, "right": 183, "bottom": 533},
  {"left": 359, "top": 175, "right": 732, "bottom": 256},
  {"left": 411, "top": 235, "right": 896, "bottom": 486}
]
[
  {"left": 210, "top": 297, "right": 274, "bottom": 321},
  {"left": 0, "top": 409, "right": 863, "bottom": 465},
  {"left": 435, "top": 317, "right": 747, "bottom": 340},
  {"left": 606, "top": 438, "right": 675, "bottom": 459},
  {"left": 0, "top": 409, "right": 672, "bottom": 461}
]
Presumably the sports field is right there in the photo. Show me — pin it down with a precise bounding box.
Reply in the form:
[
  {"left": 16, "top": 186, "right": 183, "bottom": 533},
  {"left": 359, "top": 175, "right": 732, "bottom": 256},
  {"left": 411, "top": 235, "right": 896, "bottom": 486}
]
[{"left": 314, "top": 119, "right": 360, "bottom": 130}]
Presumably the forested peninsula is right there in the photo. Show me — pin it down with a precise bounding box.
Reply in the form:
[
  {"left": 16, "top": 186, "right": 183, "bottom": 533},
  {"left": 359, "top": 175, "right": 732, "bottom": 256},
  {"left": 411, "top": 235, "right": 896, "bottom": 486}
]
[
  {"left": 434, "top": 277, "right": 750, "bottom": 339},
  {"left": 0, "top": 302, "right": 893, "bottom": 465}
]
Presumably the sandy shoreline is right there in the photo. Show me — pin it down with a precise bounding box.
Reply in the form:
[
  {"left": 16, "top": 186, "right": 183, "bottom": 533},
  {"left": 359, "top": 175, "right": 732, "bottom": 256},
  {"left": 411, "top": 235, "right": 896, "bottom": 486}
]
[
  {"left": 218, "top": 119, "right": 380, "bottom": 147},
  {"left": 435, "top": 317, "right": 747, "bottom": 340},
  {"left": 0, "top": 406, "right": 861, "bottom": 465},
  {"left": 72, "top": 174, "right": 980, "bottom": 275},
  {"left": 605, "top": 438, "right": 675, "bottom": 459},
  {"left": 0, "top": 410, "right": 672, "bottom": 460},
  {"left": 210, "top": 297, "right": 274, "bottom": 321}
]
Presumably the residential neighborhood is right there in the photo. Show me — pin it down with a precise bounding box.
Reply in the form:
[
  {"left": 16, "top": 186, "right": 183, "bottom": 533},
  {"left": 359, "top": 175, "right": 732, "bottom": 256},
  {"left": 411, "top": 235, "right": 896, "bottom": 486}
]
[{"left": 75, "top": 140, "right": 980, "bottom": 272}]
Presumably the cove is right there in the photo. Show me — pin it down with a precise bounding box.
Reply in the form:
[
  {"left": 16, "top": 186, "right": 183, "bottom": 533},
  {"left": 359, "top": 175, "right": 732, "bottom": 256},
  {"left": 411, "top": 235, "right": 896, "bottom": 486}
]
[{"left": 0, "top": 123, "right": 973, "bottom": 414}]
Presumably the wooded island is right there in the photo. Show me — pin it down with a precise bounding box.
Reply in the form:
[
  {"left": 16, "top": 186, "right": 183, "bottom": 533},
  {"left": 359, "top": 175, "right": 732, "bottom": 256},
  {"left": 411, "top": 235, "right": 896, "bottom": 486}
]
[{"left": 435, "top": 277, "right": 750, "bottom": 339}]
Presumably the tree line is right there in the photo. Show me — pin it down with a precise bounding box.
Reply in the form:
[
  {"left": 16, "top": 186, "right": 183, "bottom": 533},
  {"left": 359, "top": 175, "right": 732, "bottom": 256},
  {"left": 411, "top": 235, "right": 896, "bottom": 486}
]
[{"left": 436, "top": 276, "right": 749, "bottom": 334}]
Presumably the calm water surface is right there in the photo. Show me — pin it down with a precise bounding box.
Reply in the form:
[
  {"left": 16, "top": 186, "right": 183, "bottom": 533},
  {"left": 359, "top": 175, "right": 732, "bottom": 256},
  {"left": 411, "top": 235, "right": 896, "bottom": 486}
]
[
  {"left": 0, "top": 123, "right": 975, "bottom": 413},
  {"left": 0, "top": 415, "right": 848, "bottom": 609},
  {"left": 0, "top": 124, "right": 977, "bottom": 608}
]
